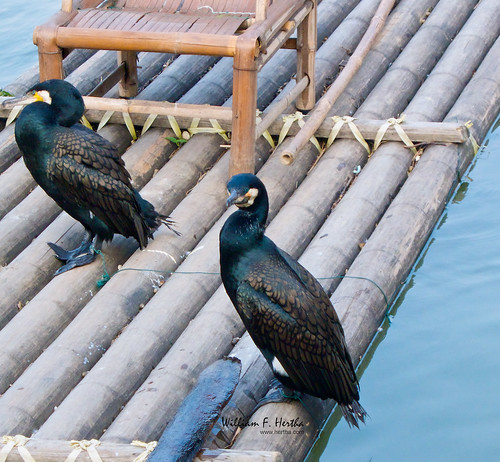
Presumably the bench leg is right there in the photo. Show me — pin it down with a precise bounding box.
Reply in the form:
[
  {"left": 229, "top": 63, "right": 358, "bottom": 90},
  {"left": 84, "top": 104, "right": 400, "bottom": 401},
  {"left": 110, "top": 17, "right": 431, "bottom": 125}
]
[
  {"left": 118, "top": 51, "right": 138, "bottom": 98},
  {"left": 35, "top": 26, "right": 64, "bottom": 81},
  {"left": 231, "top": 48, "right": 258, "bottom": 177},
  {"left": 296, "top": 0, "right": 316, "bottom": 110}
]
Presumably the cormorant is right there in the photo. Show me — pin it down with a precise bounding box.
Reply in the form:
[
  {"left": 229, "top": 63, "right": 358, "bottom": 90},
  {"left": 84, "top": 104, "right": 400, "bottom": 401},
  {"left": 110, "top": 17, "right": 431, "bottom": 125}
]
[
  {"left": 3, "top": 79, "right": 178, "bottom": 275},
  {"left": 219, "top": 173, "right": 367, "bottom": 427}
]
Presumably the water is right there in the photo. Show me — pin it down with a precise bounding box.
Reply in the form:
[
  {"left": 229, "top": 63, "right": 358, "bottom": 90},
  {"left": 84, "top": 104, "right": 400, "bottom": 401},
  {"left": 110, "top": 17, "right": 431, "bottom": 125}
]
[
  {"left": 0, "top": 0, "right": 59, "bottom": 89},
  {"left": 2, "top": 2, "right": 499, "bottom": 460},
  {"left": 309, "top": 119, "right": 500, "bottom": 461}
]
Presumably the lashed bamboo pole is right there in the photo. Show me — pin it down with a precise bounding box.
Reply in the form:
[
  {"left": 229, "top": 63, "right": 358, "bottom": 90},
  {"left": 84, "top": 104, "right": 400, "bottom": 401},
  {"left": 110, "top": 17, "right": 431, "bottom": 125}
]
[
  {"left": 1, "top": 95, "right": 467, "bottom": 144},
  {"left": 0, "top": 0, "right": 356, "bottom": 394},
  {"left": 33, "top": 0, "right": 388, "bottom": 441},
  {"left": 281, "top": 0, "right": 396, "bottom": 164},
  {"left": 32, "top": 8, "right": 374, "bottom": 432},
  {"left": 211, "top": 0, "right": 487, "bottom": 449},
  {"left": 0, "top": 438, "right": 282, "bottom": 462},
  {"left": 32, "top": 0, "right": 438, "bottom": 444},
  {"left": 232, "top": 9, "right": 500, "bottom": 461},
  {"left": 0, "top": 139, "right": 270, "bottom": 435}
]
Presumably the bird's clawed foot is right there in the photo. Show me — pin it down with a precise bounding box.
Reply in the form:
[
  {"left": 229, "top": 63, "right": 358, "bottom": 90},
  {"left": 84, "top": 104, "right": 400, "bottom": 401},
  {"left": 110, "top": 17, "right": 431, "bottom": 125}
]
[
  {"left": 252, "top": 378, "right": 303, "bottom": 414},
  {"left": 48, "top": 240, "right": 97, "bottom": 275}
]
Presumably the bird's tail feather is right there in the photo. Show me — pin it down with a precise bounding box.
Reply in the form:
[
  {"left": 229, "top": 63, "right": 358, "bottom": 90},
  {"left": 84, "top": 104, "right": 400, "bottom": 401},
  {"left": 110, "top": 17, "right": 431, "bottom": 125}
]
[{"left": 340, "top": 401, "right": 368, "bottom": 429}]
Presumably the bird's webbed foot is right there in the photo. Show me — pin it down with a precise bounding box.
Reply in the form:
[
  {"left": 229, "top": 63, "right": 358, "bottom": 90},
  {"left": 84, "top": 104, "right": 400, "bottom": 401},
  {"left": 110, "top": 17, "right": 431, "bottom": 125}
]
[
  {"left": 48, "top": 232, "right": 98, "bottom": 275},
  {"left": 252, "top": 378, "right": 303, "bottom": 413}
]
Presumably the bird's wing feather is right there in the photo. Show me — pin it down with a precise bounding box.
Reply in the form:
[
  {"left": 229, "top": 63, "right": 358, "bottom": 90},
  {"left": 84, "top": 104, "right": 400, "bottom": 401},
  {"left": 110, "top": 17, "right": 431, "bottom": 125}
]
[
  {"left": 47, "top": 129, "right": 144, "bottom": 239},
  {"left": 236, "top": 251, "right": 358, "bottom": 401},
  {"left": 54, "top": 126, "right": 132, "bottom": 185}
]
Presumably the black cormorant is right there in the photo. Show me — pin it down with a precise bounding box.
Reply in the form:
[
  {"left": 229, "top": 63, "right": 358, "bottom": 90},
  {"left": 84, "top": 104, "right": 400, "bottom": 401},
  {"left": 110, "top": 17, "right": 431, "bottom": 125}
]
[
  {"left": 3, "top": 79, "right": 178, "bottom": 275},
  {"left": 219, "top": 173, "right": 367, "bottom": 427}
]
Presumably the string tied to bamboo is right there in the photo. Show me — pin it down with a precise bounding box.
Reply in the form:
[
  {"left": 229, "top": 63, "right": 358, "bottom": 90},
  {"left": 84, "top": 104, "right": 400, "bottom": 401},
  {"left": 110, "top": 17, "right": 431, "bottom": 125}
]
[
  {"left": 131, "top": 440, "right": 158, "bottom": 462},
  {"left": 464, "top": 120, "right": 480, "bottom": 155},
  {"left": 278, "top": 111, "right": 321, "bottom": 153},
  {"left": 326, "top": 116, "right": 370, "bottom": 154},
  {"left": 256, "top": 110, "right": 275, "bottom": 148},
  {"left": 374, "top": 114, "right": 417, "bottom": 155},
  {"left": 66, "top": 439, "right": 103, "bottom": 462},
  {"left": 0, "top": 435, "right": 35, "bottom": 462}
]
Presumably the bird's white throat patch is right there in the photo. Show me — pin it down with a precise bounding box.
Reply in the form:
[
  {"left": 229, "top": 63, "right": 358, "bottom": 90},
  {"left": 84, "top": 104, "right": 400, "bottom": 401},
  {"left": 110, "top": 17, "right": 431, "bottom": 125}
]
[
  {"left": 272, "top": 357, "right": 289, "bottom": 377},
  {"left": 240, "top": 187, "right": 259, "bottom": 207},
  {"left": 36, "top": 90, "right": 52, "bottom": 105}
]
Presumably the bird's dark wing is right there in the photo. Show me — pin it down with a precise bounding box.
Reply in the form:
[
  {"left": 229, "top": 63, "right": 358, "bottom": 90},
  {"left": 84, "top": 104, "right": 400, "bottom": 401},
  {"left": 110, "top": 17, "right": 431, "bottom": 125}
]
[
  {"left": 54, "top": 125, "right": 132, "bottom": 186},
  {"left": 47, "top": 127, "right": 147, "bottom": 242},
  {"left": 235, "top": 251, "right": 359, "bottom": 402}
]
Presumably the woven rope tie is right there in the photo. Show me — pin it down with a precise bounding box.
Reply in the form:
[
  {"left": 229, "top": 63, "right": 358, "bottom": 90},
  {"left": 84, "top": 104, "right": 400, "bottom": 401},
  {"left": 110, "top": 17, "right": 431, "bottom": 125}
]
[
  {"left": 0, "top": 435, "right": 35, "bottom": 462},
  {"left": 327, "top": 116, "right": 370, "bottom": 154},
  {"left": 66, "top": 439, "right": 103, "bottom": 462},
  {"left": 278, "top": 111, "right": 321, "bottom": 152},
  {"left": 464, "top": 120, "right": 480, "bottom": 155},
  {"left": 374, "top": 114, "right": 417, "bottom": 154},
  {"left": 256, "top": 110, "right": 275, "bottom": 148},
  {"left": 131, "top": 440, "right": 158, "bottom": 462}
]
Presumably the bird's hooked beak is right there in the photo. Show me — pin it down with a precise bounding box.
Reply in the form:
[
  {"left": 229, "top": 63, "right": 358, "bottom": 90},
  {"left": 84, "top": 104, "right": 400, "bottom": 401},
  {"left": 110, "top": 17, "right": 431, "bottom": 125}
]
[
  {"left": 226, "top": 187, "right": 259, "bottom": 208},
  {"left": 1, "top": 91, "right": 46, "bottom": 109}
]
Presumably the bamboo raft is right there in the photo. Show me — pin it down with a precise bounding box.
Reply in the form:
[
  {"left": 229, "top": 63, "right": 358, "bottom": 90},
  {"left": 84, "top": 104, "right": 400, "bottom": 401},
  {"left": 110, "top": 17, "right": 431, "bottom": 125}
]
[{"left": 0, "top": 0, "right": 499, "bottom": 460}]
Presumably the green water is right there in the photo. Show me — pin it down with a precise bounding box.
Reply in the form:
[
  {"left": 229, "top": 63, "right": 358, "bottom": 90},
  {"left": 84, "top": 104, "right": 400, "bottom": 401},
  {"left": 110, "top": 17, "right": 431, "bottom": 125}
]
[
  {"left": 2, "top": 2, "right": 499, "bottom": 460},
  {"left": 309, "top": 119, "right": 500, "bottom": 461}
]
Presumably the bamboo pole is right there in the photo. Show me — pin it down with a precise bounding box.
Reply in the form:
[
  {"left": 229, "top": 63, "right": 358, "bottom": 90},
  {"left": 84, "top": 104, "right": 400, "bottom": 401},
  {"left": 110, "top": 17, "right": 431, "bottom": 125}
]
[
  {"left": 98, "top": 139, "right": 323, "bottom": 443},
  {"left": 29, "top": 2, "right": 375, "bottom": 429},
  {"left": 0, "top": 51, "right": 228, "bottom": 310},
  {"left": 210, "top": 0, "right": 487, "bottom": 450},
  {"left": 1, "top": 96, "right": 467, "bottom": 144},
  {"left": 231, "top": 7, "right": 500, "bottom": 461},
  {"left": 29, "top": 0, "right": 392, "bottom": 441},
  {"left": 148, "top": 358, "right": 241, "bottom": 462},
  {"left": 0, "top": 438, "right": 282, "bottom": 462},
  {"left": 281, "top": 0, "right": 396, "bottom": 164},
  {"left": 0, "top": 133, "right": 228, "bottom": 393}
]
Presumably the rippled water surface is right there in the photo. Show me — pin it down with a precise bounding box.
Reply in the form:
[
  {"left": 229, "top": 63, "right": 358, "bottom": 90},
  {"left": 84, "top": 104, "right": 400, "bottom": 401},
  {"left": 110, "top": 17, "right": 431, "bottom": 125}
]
[
  {"left": 309, "top": 120, "right": 500, "bottom": 461},
  {"left": 2, "top": 2, "right": 499, "bottom": 461}
]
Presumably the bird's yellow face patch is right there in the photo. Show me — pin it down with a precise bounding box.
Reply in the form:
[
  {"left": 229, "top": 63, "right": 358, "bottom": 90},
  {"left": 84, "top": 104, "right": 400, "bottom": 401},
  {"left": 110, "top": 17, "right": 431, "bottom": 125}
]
[
  {"left": 34, "top": 90, "right": 52, "bottom": 105},
  {"left": 231, "top": 187, "right": 259, "bottom": 207}
]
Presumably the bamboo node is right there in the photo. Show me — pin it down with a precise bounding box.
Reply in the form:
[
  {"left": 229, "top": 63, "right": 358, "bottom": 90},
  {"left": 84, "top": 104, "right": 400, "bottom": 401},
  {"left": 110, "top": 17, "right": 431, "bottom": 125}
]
[
  {"left": 327, "top": 116, "right": 370, "bottom": 154},
  {"left": 67, "top": 439, "right": 102, "bottom": 462},
  {"left": 0, "top": 435, "right": 35, "bottom": 462},
  {"left": 374, "top": 114, "right": 417, "bottom": 155},
  {"left": 131, "top": 440, "right": 158, "bottom": 462}
]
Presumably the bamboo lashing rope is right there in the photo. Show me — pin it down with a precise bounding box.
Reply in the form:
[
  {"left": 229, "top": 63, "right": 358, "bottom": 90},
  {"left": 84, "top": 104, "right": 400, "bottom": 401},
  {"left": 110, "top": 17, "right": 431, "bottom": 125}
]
[
  {"left": 373, "top": 114, "right": 417, "bottom": 154},
  {"left": 278, "top": 111, "right": 321, "bottom": 151},
  {"left": 464, "top": 120, "right": 480, "bottom": 154},
  {"left": 0, "top": 435, "right": 35, "bottom": 462},
  {"left": 280, "top": 0, "right": 396, "bottom": 164},
  {"left": 66, "top": 439, "right": 103, "bottom": 462},
  {"left": 131, "top": 440, "right": 158, "bottom": 462},
  {"left": 326, "top": 116, "right": 370, "bottom": 153}
]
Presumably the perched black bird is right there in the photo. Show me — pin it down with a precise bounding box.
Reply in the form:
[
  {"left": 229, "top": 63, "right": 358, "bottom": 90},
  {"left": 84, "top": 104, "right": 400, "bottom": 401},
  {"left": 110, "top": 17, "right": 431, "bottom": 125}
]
[
  {"left": 219, "top": 173, "right": 367, "bottom": 427},
  {"left": 4, "top": 79, "right": 178, "bottom": 274}
]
